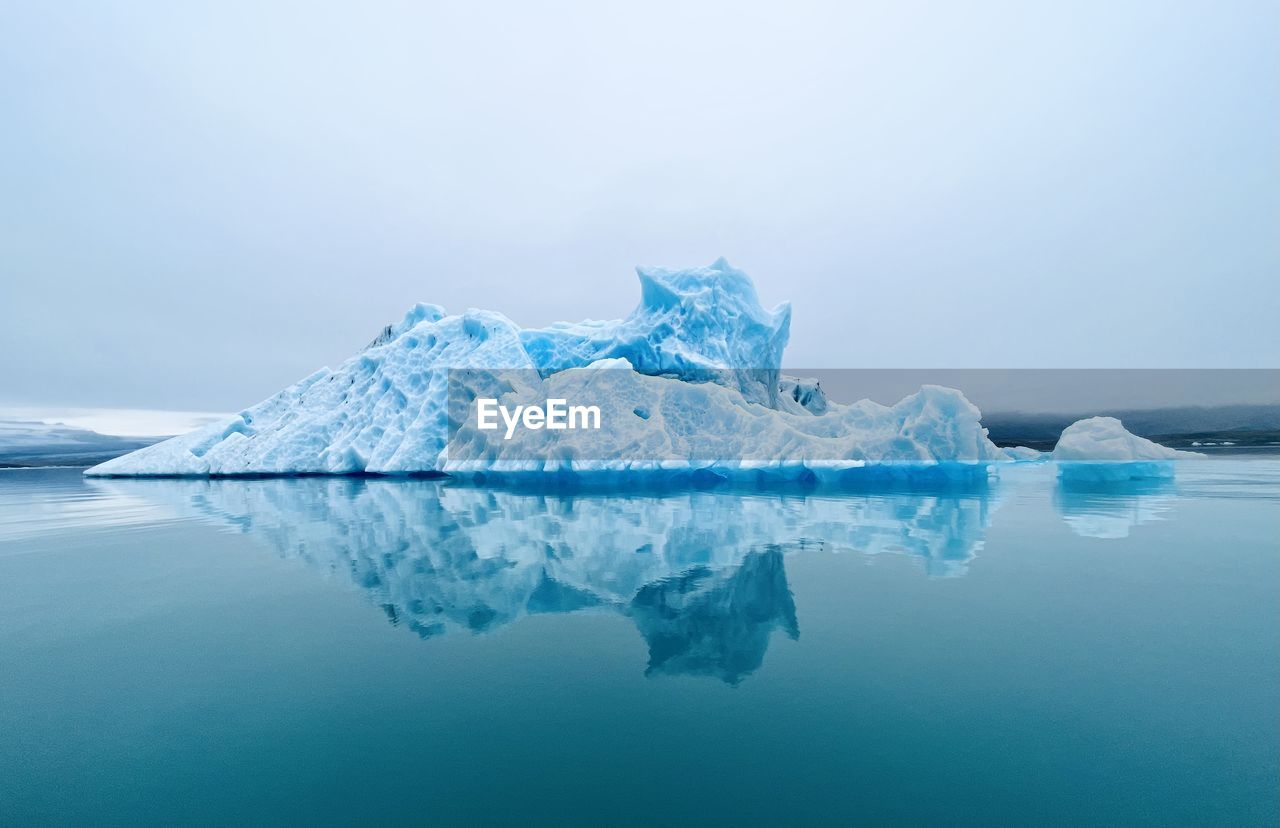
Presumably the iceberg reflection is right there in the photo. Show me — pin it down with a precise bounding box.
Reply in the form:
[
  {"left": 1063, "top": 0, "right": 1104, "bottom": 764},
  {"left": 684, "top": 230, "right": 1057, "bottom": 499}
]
[
  {"left": 90, "top": 478, "right": 995, "bottom": 681},
  {"left": 1053, "top": 477, "right": 1176, "bottom": 539},
  {"left": 632, "top": 546, "right": 798, "bottom": 684}
]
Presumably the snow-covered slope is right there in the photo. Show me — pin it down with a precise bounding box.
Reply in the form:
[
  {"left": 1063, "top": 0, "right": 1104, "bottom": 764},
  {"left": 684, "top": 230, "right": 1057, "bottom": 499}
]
[{"left": 88, "top": 261, "right": 1007, "bottom": 478}]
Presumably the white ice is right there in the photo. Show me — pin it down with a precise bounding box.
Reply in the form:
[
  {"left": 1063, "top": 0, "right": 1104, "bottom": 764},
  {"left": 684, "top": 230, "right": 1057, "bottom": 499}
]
[{"left": 1051, "top": 416, "right": 1202, "bottom": 482}]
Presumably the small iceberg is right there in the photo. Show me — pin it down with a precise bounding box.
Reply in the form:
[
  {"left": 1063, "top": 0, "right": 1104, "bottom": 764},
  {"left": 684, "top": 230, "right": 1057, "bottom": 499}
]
[
  {"left": 1001, "top": 445, "right": 1046, "bottom": 463},
  {"left": 1052, "top": 416, "right": 1202, "bottom": 483}
]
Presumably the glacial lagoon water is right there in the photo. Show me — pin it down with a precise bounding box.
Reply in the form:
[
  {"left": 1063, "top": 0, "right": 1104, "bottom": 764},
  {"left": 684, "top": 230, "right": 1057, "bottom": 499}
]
[{"left": 1, "top": 461, "right": 1277, "bottom": 824}]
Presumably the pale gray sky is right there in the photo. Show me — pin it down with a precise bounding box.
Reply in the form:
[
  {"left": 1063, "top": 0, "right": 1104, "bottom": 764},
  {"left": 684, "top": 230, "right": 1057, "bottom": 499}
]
[{"left": 2, "top": 0, "right": 1277, "bottom": 413}]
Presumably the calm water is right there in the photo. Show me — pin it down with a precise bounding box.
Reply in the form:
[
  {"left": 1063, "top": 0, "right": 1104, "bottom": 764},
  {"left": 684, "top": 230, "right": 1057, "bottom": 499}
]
[{"left": 1, "top": 462, "right": 1277, "bottom": 824}]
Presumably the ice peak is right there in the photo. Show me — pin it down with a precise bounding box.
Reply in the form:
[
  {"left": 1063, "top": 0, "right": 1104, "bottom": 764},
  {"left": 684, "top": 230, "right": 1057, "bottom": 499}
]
[
  {"left": 634, "top": 259, "right": 791, "bottom": 350},
  {"left": 367, "top": 302, "right": 446, "bottom": 349}
]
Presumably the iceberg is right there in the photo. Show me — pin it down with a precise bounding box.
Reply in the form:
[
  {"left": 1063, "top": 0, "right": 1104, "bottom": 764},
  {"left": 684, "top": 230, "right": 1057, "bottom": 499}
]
[
  {"left": 1052, "top": 416, "right": 1201, "bottom": 482},
  {"left": 87, "top": 260, "right": 1004, "bottom": 479},
  {"left": 1001, "top": 445, "right": 1045, "bottom": 463}
]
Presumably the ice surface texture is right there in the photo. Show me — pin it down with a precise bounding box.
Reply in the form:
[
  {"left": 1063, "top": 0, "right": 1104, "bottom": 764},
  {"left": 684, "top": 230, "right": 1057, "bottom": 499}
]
[
  {"left": 520, "top": 259, "right": 791, "bottom": 406},
  {"left": 86, "top": 263, "right": 1182, "bottom": 480},
  {"left": 90, "top": 309, "right": 534, "bottom": 476},
  {"left": 444, "top": 366, "right": 1006, "bottom": 484}
]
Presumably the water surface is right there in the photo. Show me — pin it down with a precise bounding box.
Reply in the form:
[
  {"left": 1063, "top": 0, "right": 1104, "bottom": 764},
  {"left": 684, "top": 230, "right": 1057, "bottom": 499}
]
[{"left": 1, "top": 462, "right": 1277, "bottom": 824}]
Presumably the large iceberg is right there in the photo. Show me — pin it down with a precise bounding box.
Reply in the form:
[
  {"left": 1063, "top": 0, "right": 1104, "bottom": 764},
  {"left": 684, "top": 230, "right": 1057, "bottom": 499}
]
[{"left": 88, "top": 260, "right": 1009, "bottom": 479}]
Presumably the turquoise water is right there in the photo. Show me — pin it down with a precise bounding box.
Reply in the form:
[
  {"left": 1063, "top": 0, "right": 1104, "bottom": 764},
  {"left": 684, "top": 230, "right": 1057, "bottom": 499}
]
[{"left": 1, "top": 462, "right": 1277, "bottom": 824}]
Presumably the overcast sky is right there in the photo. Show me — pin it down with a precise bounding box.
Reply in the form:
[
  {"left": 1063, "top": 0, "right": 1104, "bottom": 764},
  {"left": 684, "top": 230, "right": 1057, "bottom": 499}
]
[{"left": 2, "top": 0, "right": 1277, "bottom": 413}]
